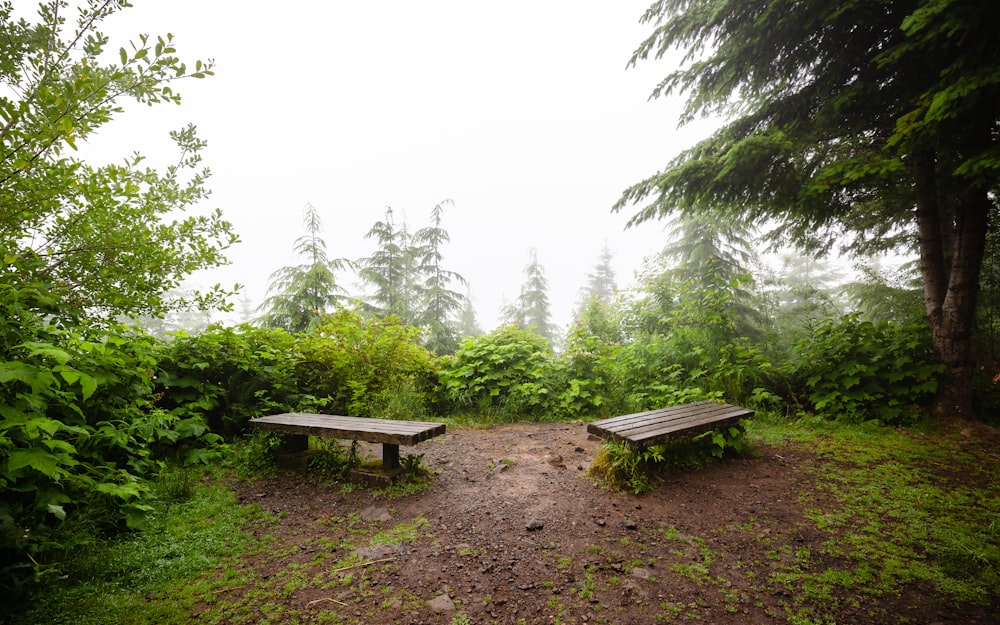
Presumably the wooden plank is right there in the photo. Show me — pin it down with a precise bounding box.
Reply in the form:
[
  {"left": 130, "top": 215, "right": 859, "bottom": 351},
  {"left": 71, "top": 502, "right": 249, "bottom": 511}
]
[
  {"left": 624, "top": 413, "right": 747, "bottom": 446},
  {"left": 250, "top": 413, "right": 446, "bottom": 446},
  {"left": 607, "top": 406, "right": 751, "bottom": 439},
  {"left": 592, "top": 407, "right": 749, "bottom": 439},
  {"left": 589, "top": 401, "right": 745, "bottom": 429},
  {"left": 587, "top": 401, "right": 753, "bottom": 448},
  {"left": 590, "top": 401, "right": 726, "bottom": 432},
  {"left": 596, "top": 410, "right": 750, "bottom": 445}
]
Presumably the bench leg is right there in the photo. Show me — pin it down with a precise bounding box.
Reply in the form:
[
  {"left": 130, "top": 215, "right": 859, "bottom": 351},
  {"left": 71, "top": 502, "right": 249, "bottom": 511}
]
[
  {"left": 382, "top": 443, "right": 400, "bottom": 471},
  {"left": 284, "top": 434, "right": 309, "bottom": 452}
]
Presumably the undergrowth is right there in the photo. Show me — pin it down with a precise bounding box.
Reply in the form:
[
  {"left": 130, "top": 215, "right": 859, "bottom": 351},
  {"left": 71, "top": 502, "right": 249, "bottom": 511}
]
[
  {"left": 589, "top": 419, "right": 749, "bottom": 494},
  {"left": 11, "top": 474, "right": 267, "bottom": 625}
]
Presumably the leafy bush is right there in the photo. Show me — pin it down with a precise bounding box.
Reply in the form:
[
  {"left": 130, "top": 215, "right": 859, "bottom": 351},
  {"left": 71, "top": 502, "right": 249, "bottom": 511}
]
[
  {"left": 369, "top": 381, "right": 431, "bottom": 422},
  {"left": 710, "top": 340, "right": 776, "bottom": 405},
  {"left": 548, "top": 324, "right": 625, "bottom": 420},
  {"left": 294, "top": 310, "right": 436, "bottom": 417},
  {"left": 436, "top": 325, "right": 554, "bottom": 419},
  {"left": 0, "top": 283, "right": 223, "bottom": 605},
  {"left": 616, "top": 335, "right": 724, "bottom": 411},
  {"left": 154, "top": 324, "right": 299, "bottom": 439},
  {"left": 787, "top": 315, "right": 942, "bottom": 423},
  {"left": 229, "top": 432, "right": 284, "bottom": 478}
]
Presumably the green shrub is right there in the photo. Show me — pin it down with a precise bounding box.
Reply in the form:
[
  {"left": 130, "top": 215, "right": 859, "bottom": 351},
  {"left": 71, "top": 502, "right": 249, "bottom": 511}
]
[
  {"left": 293, "top": 310, "right": 436, "bottom": 417},
  {"left": 369, "top": 380, "right": 431, "bottom": 421},
  {"left": 787, "top": 315, "right": 942, "bottom": 423},
  {"left": 229, "top": 432, "right": 284, "bottom": 478},
  {"left": 436, "top": 325, "right": 554, "bottom": 419},
  {"left": 548, "top": 325, "right": 625, "bottom": 420},
  {"left": 0, "top": 284, "right": 223, "bottom": 605},
  {"left": 615, "top": 335, "right": 722, "bottom": 411},
  {"left": 307, "top": 438, "right": 360, "bottom": 480},
  {"left": 154, "top": 324, "right": 298, "bottom": 439}
]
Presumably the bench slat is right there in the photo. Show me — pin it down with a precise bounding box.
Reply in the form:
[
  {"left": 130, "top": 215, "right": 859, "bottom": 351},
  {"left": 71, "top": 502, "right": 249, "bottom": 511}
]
[
  {"left": 600, "top": 405, "right": 749, "bottom": 436},
  {"left": 587, "top": 401, "right": 753, "bottom": 448},
  {"left": 591, "top": 401, "right": 738, "bottom": 433},
  {"left": 250, "top": 413, "right": 446, "bottom": 446}
]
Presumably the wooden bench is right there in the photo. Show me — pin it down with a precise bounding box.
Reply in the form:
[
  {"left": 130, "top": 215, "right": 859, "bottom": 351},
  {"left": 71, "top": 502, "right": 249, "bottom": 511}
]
[
  {"left": 249, "top": 413, "right": 446, "bottom": 471},
  {"left": 586, "top": 401, "right": 753, "bottom": 449}
]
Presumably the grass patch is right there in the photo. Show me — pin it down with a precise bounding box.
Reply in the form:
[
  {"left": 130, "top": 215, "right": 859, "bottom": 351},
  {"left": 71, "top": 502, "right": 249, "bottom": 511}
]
[
  {"left": 13, "top": 477, "right": 267, "bottom": 625},
  {"left": 747, "top": 417, "right": 1000, "bottom": 609},
  {"left": 370, "top": 517, "right": 430, "bottom": 546}
]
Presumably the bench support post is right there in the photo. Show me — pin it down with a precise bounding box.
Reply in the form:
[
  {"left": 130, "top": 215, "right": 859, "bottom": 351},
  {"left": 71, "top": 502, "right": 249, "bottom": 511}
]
[
  {"left": 382, "top": 443, "right": 400, "bottom": 471},
  {"left": 284, "top": 434, "right": 309, "bottom": 453}
]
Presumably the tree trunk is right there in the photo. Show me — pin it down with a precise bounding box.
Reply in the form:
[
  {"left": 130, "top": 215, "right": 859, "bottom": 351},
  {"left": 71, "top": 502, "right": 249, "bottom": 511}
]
[{"left": 915, "top": 153, "right": 989, "bottom": 420}]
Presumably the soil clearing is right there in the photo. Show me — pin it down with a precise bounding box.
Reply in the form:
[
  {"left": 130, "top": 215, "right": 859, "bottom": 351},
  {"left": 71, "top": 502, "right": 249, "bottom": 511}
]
[{"left": 213, "top": 422, "right": 996, "bottom": 625}]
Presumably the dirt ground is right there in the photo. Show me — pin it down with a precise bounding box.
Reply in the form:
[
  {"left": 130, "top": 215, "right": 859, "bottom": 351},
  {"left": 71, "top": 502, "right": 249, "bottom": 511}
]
[{"left": 221, "top": 422, "right": 997, "bottom": 625}]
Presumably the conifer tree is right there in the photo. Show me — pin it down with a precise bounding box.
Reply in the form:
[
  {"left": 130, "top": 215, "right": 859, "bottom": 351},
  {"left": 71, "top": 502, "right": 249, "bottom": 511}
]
[
  {"left": 257, "top": 203, "right": 348, "bottom": 332},
  {"left": 616, "top": 0, "right": 1000, "bottom": 418},
  {"left": 661, "top": 213, "right": 764, "bottom": 339},
  {"left": 412, "top": 200, "right": 468, "bottom": 354},
  {"left": 579, "top": 243, "right": 618, "bottom": 307},
  {"left": 456, "top": 287, "right": 483, "bottom": 340},
  {"left": 359, "top": 208, "right": 418, "bottom": 323},
  {"left": 573, "top": 244, "right": 620, "bottom": 341},
  {"left": 503, "top": 248, "right": 555, "bottom": 341}
]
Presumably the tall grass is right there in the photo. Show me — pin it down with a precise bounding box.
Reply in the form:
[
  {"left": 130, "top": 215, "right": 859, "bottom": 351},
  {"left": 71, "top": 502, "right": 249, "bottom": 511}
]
[{"left": 13, "top": 473, "right": 268, "bottom": 625}]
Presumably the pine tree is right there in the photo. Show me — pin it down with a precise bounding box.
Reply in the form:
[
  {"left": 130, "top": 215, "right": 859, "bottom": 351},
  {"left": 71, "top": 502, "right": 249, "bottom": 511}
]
[
  {"left": 762, "top": 252, "right": 844, "bottom": 352},
  {"left": 573, "top": 244, "right": 620, "bottom": 341},
  {"left": 257, "top": 203, "right": 348, "bottom": 332},
  {"left": 579, "top": 243, "right": 618, "bottom": 307},
  {"left": 845, "top": 261, "right": 923, "bottom": 325},
  {"left": 615, "top": 0, "right": 1000, "bottom": 418},
  {"left": 661, "top": 213, "right": 764, "bottom": 339},
  {"left": 359, "top": 208, "right": 419, "bottom": 324},
  {"left": 456, "top": 288, "right": 483, "bottom": 340},
  {"left": 503, "top": 248, "right": 555, "bottom": 341},
  {"left": 412, "top": 200, "right": 468, "bottom": 354}
]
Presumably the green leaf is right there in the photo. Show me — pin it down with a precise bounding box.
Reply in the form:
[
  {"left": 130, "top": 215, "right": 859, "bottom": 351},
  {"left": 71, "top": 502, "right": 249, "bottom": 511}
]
[
  {"left": 57, "top": 366, "right": 80, "bottom": 385},
  {"left": 47, "top": 503, "right": 66, "bottom": 521},
  {"left": 174, "top": 417, "right": 206, "bottom": 439},
  {"left": 122, "top": 503, "right": 154, "bottom": 529},
  {"left": 0, "top": 361, "right": 37, "bottom": 384},
  {"left": 24, "top": 417, "right": 62, "bottom": 437},
  {"left": 184, "top": 447, "right": 218, "bottom": 465},
  {"left": 78, "top": 373, "right": 98, "bottom": 401},
  {"left": 42, "top": 438, "right": 77, "bottom": 455},
  {"left": 96, "top": 481, "right": 142, "bottom": 501},
  {"left": 23, "top": 341, "right": 72, "bottom": 364},
  {"left": 7, "top": 449, "right": 66, "bottom": 476}
]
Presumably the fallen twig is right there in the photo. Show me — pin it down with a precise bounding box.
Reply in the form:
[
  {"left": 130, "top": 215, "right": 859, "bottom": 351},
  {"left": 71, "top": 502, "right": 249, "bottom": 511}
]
[
  {"left": 307, "top": 597, "right": 348, "bottom": 608},
  {"left": 211, "top": 585, "right": 245, "bottom": 595},
  {"left": 332, "top": 556, "right": 397, "bottom": 573}
]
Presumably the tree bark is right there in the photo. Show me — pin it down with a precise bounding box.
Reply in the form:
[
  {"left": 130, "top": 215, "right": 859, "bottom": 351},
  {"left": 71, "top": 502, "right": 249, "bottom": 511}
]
[
  {"left": 914, "top": 152, "right": 947, "bottom": 323},
  {"left": 915, "top": 152, "right": 989, "bottom": 420}
]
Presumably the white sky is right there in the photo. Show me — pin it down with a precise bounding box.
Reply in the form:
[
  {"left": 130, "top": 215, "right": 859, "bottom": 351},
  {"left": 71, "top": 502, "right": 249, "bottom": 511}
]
[{"left": 81, "top": 0, "right": 721, "bottom": 331}]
